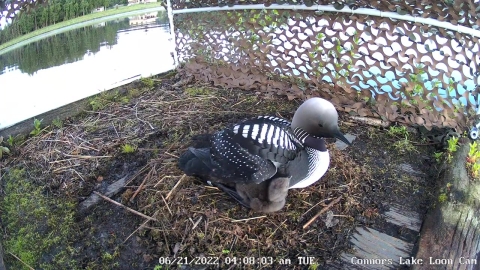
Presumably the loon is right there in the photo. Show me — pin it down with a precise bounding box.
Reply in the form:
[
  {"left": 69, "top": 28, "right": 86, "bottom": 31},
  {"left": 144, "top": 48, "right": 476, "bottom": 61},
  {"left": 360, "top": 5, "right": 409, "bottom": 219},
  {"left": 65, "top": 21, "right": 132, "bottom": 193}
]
[{"left": 178, "top": 97, "right": 351, "bottom": 212}]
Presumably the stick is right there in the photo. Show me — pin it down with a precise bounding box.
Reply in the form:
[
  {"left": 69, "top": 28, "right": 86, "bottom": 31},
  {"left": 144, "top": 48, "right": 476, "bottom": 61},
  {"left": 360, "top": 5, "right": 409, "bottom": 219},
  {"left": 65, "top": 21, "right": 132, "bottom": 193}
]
[
  {"left": 93, "top": 191, "right": 157, "bottom": 221},
  {"left": 8, "top": 252, "right": 34, "bottom": 270},
  {"left": 154, "top": 175, "right": 174, "bottom": 188},
  {"left": 123, "top": 210, "right": 159, "bottom": 244},
  {"left": 231, "top": 216, "right": 266, "bottom": 223},
  {"left": 164, "top": 152, "right": 179, "bottom": 159},
  {"left": 160, "top": 193, "right": 172, "bottom": 216},
  {"left": 62, "top": 153, "right": 112, "bottom": 159},
  {"left": 125, "top": 164, "right": 149, "bottom": 186},
  {"left": 130, "top": 165, "right": 155, "bottom": 202},
  {"left": 303, "top": 196, "right": 342, "bottom": 229},
  {"left": 165, "top": 174, "right": 185, "bottom": 200},
  {"left": 350, "top": 116, "right": 390, "bottom": 127}
]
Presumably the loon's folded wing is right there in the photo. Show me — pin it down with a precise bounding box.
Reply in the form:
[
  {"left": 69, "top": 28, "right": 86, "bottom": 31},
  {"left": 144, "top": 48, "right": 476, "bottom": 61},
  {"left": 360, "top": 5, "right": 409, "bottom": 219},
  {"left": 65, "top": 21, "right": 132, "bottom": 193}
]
[{"left": 209, "top": 116, "right": 303, "bottom": 184}]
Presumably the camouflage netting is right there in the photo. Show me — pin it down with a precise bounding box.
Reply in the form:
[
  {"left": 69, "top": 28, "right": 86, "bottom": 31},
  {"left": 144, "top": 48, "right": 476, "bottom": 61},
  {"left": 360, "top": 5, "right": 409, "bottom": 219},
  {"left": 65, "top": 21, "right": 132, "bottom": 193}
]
[{"left": 172, "top": 0, "right": 480, "bottom": 131}]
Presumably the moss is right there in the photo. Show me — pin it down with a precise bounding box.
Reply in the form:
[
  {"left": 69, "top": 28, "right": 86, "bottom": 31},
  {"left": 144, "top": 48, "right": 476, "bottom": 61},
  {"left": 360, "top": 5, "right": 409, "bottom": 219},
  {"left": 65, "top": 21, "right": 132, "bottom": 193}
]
[
  {"left": 140, "top": 77, "right": 155, "bottom": 88},
  {"left": 185, "top": 87, "right": 211, "bottom": 96},
  {"left": 1, "top": 168, "right": 78, "bottom": 269},
  {"left": 438, "top": 193, "right": 448, "bottom": 203}
]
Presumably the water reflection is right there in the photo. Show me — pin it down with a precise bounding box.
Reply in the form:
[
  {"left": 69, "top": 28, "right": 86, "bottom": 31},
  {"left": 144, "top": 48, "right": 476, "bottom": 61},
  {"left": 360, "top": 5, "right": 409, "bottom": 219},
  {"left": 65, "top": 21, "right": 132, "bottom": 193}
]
[{"left": 0, "top": 11, "right": 174, "bottom": 130}]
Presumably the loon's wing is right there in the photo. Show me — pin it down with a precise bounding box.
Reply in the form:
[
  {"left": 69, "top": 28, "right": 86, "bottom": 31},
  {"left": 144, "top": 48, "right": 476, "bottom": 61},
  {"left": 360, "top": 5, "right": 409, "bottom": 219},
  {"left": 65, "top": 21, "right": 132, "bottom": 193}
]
[{"left": 209, "top": 116, "right": 303, "bottom": 184}]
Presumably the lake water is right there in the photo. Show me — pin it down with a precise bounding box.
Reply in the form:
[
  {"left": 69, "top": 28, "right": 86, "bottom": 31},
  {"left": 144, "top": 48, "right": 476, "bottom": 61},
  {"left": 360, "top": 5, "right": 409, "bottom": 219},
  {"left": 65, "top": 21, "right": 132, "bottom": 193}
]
[{"left": 0, "top": 10, "right": 175, "bottom": 130}]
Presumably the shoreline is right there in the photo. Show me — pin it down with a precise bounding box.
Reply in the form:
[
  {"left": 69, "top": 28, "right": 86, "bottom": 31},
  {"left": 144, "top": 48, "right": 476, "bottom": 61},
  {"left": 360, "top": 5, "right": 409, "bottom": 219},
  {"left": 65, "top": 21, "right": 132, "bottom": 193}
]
[{"left": 0, "top": 2, "right": 164, "bottom": 55}]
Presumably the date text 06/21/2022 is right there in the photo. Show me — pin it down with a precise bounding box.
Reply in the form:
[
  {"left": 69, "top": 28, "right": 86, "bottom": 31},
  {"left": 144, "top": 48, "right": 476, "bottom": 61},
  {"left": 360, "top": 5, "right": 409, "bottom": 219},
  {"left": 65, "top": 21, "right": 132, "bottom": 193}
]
[
  {"left": 157, "top": 256, "right": 275, "bottom": 265},
  {"left": 157, "top": 256, "right": 313, "bottom": 265}
]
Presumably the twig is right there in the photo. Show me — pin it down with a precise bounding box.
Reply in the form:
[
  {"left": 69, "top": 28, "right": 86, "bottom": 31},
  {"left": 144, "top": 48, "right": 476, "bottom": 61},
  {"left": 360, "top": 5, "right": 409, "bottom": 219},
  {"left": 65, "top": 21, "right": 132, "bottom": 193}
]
[
  {"left": 93, "top": 191, "right": 157, "bottom": 221},
  {"left": 130, "top": 165, "right": 155, "bottom": 202},
  {"left": 165, "top": 174, "right": 185, "bottom": 200},
  {"left": 301, "top": 197, "right": 333, "bottom": 217},
  {"left": 125, "top": 164, "right": 150, "bottom": 186},
  {"left": 267, "top": 219, "right": 287, "bottom": 239},
  {"left": 134, "top": 103, "right": 155, "bottom": 130},
  {"left": 231, "top": 98, "right": 247, "bottom": 107},
  {"left": 123, "top": 210, "right": 159, "bottom": 244},
  {"left": 8, "top": 252, "right": 34, "bottom": 270},
  {"left": 72, "top": 169, "right": 85, "bottom": 182},
  {"left": 112, "top": 123, "right": 120, "bottom": 138},
  {"left": 164, "top": 152, "right": 179, "bottom": 159},
  {"left": 231, "top": 216, "right": 266, "bottom": 223},
  {"left": 154, "top": 175, "right": 174, "bottom": 188},
  {"left": 60, "top": 152, "right": 112, "bottom": 159},
  {"left": 52, "top": 164, "right": 81, "bottom": 172},
  {"left": 160, "top": 193, "right": 172, "bottom": 216},
  {"left": 303, "top": 196, "right": 342, "bottom": 229}
]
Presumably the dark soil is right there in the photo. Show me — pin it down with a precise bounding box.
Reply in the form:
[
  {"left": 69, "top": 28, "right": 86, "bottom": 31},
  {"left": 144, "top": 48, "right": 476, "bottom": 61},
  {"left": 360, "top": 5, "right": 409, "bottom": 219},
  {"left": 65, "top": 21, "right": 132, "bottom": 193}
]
[{"left": 0, "top": 70, "right": 438, "bottom": 269}]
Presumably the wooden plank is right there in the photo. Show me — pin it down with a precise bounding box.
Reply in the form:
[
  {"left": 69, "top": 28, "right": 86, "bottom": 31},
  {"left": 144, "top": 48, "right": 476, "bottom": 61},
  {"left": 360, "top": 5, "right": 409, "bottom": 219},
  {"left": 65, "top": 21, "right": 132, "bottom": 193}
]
[
  {"left": 384, "top": 204, "right": 422, "bottom": 232},
  {"left": 332, "top": 226, "right": 414, "bottom": 269},
  {"left": 414, "top": 142, "right": 480, "bottom": 270}
]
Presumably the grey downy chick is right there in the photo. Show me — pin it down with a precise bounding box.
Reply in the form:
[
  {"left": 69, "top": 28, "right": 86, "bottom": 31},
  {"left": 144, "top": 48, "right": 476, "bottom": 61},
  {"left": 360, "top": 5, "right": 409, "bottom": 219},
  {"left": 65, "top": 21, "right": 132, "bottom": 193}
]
[{"left": 236, "top": 176, "right": 290, "bottom": 213}]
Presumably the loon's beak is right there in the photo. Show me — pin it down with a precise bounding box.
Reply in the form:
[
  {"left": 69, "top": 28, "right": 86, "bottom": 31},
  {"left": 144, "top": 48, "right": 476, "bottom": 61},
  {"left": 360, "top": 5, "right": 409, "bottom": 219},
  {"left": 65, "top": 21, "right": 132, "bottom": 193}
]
[{"left": 334, "top": 130, "right": 351, "bottom": 145}]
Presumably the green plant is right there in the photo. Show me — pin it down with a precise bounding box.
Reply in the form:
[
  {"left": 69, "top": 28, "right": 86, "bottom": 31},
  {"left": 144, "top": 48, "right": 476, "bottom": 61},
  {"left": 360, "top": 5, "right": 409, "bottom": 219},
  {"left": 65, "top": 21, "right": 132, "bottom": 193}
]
[
  {"left": 222, "top": 249, "right": 230, "bottom": 254},
  {"left": 0, "top": 136, "right": 11, "bottom": 159},
  {"left": 438, "top": 193, "right": 448, "bottom": 203},
  {"left": 471, "top": 163, "right": 480, "bottom": 178},
  {"left": 154, "top": 265, "right": 163, "bottom": 270},
  {"left": 387, "top": 125, "right": 409, "bottom": 138},
  {"left": 446, "top": 136, "right": 459, "bottom": 153},
  {"left": 393, "top": 136, "right": 417, "bottom": 153},
  {"left": 1, "top": 168, "right": 77, "bottom": 269},
  {"left": 7, "top": 135, "right": 14, "bottom": 146},
  {"left": 52, "top": 118, "right": 63, "bottom": 128},
  {"left": 30, "top": 118, "right": 43, "bottom": 136},
  {"left": 185, "top": 87, "right": 211, "bottom": 96},
  {"left": 121, "top": 144, "right": 137, "bottom": 154},
  {"left": 140, "top": 77, "right": 155, "bottom": 88},
  {"left": 433, "top": 152, "right": 443, "bottom": 163}
]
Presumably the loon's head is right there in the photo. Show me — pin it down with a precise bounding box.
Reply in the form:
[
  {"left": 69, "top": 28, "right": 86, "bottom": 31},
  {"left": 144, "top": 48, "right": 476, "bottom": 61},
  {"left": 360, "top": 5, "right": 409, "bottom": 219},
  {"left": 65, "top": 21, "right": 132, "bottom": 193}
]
[{"left": 291, "top": 97, "right": 351, "bottom": 145}]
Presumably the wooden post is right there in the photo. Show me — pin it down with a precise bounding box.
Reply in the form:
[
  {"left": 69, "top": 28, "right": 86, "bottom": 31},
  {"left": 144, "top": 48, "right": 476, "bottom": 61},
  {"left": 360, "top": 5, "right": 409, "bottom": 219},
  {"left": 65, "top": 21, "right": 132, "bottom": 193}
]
[{"left": 414, "top": 140, "right": 480, "bottom": 270}]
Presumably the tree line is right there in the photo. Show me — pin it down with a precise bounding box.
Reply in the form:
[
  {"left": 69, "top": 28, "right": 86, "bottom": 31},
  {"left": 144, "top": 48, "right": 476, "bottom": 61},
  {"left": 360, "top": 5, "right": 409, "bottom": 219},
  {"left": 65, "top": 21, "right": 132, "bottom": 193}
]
[
  {"left": 0, "top": 18, "right": 130, "bottom": 75},
  {"left": 0, "top": 0, "right": 128, "bottom": 45}
]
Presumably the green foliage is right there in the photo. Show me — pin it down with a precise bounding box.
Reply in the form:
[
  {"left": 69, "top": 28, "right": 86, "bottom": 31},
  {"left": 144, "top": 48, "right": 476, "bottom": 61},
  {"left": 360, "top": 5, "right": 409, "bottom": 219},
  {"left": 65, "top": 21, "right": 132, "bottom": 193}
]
[
  {"left": 393, "top": 136, "right": 417, "bottom": 153},
  {"left": 6, "top": 134, "right": 25, "bottom": 147},
  {"left": 185, "top": 87, "right": 211, "bottom": 96},
  {"left": 387, "top": 125, "right": 409, "bottom": 138},
  {"left": 433, "top": 152, "right": 443, "bottom": 163},
  {"left": 0, "top": 17, "right": 131, "bottom": 75},
  {"left": 0, "top": 136, "right": 11, "bottom": 159},
  {"left": 466, "top": 141, "right": 480, "bottom": 179},
  {"left": 222, "top": 249, "right": 230, "bottom": 254},
  {"left": 140, "top": 77, "right": 155, "bottom": 88},
  {"left": 0, "top": 0, "right": 132, "bottom": 48},
  {"left": 121, "top": 143, "right": 137, "bottom": 154},
  {"left": 30, "top": 118, "right": 43, "bottom": 136},
  {"left": 89, "top": 97, "right": 107, "bottom": 111},
  {"left": 1, "top": 168, "right": 78, "bottom": 269},
  {"left": 386, "top": 125, "right": 416, "bottom": 153},
  {"left": 52, "top": 118, "right": 63, "bottom": 128},
  {"left": 446, "top": 136, "right": 459, "bottom": 153},
  {"left": 438, "top": 193, "right": 448, "bottom": 203}
]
